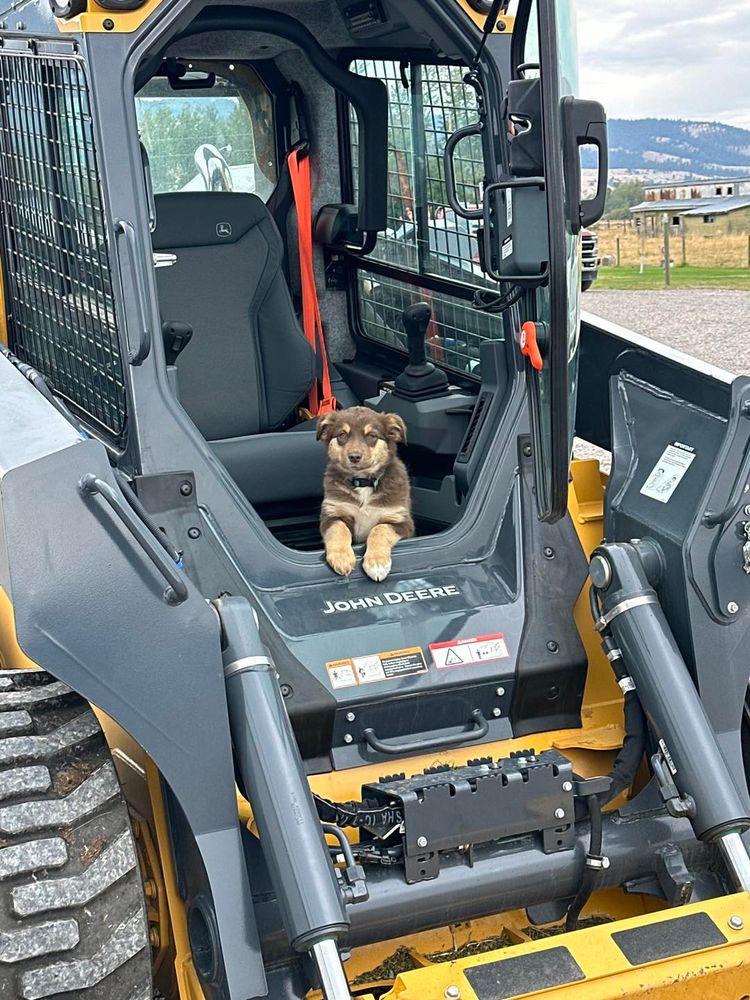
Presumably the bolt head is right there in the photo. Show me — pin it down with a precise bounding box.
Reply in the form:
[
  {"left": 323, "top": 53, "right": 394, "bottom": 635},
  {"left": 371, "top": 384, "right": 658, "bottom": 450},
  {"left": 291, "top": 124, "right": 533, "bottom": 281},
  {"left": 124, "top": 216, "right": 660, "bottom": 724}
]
[
  {"left": 729, "top": 914, "right": 744, "bottom": 930},
  {"left": 180, "top": 480, "right": 193, "bottom": 496},
  {"left": 728, "top": 601, "right": 740, "bottom": 615},
  {"left": 562, "top": 781, "right": 573, "bottom": 793},
  {"left": 417, "top": 836, "right": 428, "bottom": 849},
  {"left": 543, "top": 546, "right": 555, "bottom": 559},
  {"left": 343, "top": 733, "right": 353, "bottom": 745},
  {"left": 546, "top": 640, "right": 559, "bottom": 653},
  {"left": 554, "top": 808, "right": 566, "bottom": 820},
  {"left": 345, "top": 711, "right": 356, "bottom": 723},
  {"left": 496, "top": 686, "right": 505, "bottom": 697},
  {"left": 492, "top": 707, "right": 502, "bottom": 718},
  {"left": 187, "top": 526, "right": 201, "bottom": 539},
  {"left": 445, "top": 988, "right": 461, "bottom": 1000}
]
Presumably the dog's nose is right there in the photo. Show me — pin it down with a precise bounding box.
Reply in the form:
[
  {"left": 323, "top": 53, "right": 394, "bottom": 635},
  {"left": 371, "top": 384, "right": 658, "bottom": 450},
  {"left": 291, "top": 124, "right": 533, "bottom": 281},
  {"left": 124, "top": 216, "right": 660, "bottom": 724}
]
[{"left": 348, "top": 453, "right": 362, "bottom": 466}]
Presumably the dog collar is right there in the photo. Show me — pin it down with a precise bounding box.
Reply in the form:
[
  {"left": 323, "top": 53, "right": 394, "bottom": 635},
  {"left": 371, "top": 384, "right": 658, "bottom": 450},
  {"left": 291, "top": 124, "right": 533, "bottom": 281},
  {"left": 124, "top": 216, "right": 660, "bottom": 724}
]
[{"left": 351, "top": 476, "right": 380, "bottom": 489}]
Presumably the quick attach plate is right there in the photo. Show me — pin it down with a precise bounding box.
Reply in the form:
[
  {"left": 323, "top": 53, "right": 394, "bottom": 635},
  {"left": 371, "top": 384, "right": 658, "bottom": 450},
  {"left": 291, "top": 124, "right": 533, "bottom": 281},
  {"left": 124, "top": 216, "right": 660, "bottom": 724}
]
[{"left": 361, "top": 749, "right": 575, "bottom": 883}]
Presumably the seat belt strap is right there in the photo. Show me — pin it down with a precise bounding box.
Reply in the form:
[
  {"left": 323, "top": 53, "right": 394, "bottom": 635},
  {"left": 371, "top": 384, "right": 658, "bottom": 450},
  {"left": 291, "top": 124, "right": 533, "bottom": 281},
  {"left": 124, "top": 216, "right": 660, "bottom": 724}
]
[{"left": 287, "top": 147, "right": 336, "bottom": 415}]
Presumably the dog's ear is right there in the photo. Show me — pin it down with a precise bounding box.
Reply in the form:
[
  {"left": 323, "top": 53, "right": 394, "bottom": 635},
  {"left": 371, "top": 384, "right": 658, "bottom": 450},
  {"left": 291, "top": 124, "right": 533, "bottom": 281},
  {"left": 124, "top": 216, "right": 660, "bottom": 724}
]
[
  {"left": 316, "top": 411, "right": 339, "bottom": 442},
  {"left": 382, "top": 412, "right": 407, "bottom": 445}
]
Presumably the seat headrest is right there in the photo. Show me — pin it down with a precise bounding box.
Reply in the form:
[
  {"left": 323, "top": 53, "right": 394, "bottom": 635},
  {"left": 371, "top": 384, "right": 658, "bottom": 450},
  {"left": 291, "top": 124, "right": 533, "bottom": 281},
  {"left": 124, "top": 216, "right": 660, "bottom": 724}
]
[{"left": 152, "top": 192, "right": 271, "bottom": 250}]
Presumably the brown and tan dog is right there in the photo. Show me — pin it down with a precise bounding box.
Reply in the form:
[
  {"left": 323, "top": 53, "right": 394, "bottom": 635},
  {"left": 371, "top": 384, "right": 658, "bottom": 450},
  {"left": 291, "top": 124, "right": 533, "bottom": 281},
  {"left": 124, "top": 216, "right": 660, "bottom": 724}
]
[{"left": 317, "top": 406, "right": 414, "bottom": 581}]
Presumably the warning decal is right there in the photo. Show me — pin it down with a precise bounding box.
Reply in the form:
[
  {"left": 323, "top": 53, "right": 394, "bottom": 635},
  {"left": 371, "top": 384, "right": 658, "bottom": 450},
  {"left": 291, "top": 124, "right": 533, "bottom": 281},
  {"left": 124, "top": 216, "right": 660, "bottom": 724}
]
[
  {"left": 326, "top": 647, "right": 427, "bottom": 689},
  {"left": 430, "top": 633, "right": 510, "bottom": 669},
  {"left": 640, "top": 442, "right": 696, "bottom": 503}
]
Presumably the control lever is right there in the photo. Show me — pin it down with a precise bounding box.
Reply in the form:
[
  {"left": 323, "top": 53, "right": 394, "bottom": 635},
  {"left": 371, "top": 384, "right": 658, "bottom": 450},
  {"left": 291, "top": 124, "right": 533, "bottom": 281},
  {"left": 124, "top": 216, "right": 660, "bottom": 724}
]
[{"left": 393, "top": 303, "right": 449, "bottom": 400}]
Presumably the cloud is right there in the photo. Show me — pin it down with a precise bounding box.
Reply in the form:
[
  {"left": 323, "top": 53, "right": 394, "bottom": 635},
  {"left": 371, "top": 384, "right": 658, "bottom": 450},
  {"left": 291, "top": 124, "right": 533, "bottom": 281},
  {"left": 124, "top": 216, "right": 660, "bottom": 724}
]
[{"left": 577, "top": 0, "right": 750, "bottom": 127}]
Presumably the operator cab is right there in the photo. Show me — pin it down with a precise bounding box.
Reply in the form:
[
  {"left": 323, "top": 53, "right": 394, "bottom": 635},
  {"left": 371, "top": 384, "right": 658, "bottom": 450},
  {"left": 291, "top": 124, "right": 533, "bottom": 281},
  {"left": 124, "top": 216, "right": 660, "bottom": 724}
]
[{"left": 135, "top": 32, "right": 510, "bottom": 550}]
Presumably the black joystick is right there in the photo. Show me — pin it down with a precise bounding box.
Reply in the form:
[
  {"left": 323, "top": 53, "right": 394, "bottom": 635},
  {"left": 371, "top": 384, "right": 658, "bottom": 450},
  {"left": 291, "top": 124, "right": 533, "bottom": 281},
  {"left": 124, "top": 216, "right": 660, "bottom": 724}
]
[{"left": 393, "top": 303, "right": 450, "bottom": 400}]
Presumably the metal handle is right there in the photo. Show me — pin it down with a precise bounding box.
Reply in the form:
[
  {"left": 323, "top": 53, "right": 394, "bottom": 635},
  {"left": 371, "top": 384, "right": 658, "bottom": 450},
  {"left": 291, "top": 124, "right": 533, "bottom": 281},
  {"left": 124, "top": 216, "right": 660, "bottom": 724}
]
[
  {"left": 443, "top": 123, "right": 485, "bottom": 220},
  {"left": 115, "top": 219, "right": 152, "bottom": 366},
  {"left": 362, "top": 709, "right": 489, "bottom": 756},
  {"left": 79, "top": 473, "right": 188, "bottom": 606}
]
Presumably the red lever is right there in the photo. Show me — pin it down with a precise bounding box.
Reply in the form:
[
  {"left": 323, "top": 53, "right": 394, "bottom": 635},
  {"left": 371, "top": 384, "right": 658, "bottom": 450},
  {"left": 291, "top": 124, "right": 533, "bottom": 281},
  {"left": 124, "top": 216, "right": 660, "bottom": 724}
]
[{"left": 519, "top": 321, "right": 543, "bottom": 371}]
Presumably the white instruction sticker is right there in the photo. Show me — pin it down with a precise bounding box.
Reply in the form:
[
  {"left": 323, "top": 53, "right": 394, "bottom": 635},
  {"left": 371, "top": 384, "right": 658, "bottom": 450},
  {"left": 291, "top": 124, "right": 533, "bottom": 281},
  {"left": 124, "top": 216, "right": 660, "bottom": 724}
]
[
  {"left": 506, "top": 189, "right": 513, "bottom": 227},
  {"left": 501, "top": 236, "right": 513, "bottom": 260},
  {"left": 640, "top": 442, "right": 696, "bottom": 503}
]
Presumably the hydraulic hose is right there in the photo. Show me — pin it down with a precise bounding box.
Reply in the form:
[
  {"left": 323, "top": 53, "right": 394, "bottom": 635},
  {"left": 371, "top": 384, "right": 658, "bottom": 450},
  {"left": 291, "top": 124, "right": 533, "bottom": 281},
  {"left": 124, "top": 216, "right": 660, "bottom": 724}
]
[{"left": 565, "top": 792, "right": 603, "bottom": 932}]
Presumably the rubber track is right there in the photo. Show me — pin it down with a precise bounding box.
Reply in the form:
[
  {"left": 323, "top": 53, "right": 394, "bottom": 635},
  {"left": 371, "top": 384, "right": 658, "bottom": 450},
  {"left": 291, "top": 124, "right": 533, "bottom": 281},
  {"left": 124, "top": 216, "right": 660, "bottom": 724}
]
[{"left": 0, "top": 670, "right": 153, "bottom": 1000}]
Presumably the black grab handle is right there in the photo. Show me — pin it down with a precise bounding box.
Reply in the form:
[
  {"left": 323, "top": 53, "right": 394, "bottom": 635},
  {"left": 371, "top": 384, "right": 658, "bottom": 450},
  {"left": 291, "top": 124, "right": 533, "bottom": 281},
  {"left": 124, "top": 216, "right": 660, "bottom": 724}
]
[
  {"left": 362, "top": 709, "right": 489, "bottom": 756},
  {"left": 79, "top": 473, "right": 188, "bottom": 606}
]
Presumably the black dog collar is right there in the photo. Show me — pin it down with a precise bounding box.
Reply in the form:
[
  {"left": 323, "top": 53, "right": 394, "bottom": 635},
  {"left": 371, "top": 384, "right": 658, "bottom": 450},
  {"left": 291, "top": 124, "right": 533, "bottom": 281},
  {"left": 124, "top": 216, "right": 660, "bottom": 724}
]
[{"left": 351, "top": 476, "right": 380, "bottom": 489}]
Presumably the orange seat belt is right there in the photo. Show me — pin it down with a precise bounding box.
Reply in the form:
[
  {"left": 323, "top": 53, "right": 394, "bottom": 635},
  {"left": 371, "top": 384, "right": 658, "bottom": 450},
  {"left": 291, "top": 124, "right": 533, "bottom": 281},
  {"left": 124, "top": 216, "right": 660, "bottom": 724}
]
[{"left": 287, "top": 147, "right": 336, "bottom": 415}]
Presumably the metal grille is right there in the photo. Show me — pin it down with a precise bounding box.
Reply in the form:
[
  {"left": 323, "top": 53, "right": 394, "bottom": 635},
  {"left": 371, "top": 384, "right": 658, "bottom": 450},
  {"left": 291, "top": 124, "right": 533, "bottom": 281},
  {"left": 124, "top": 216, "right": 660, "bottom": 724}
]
[
  {"left": 350, "top": 60, "right": 500, "bottom": 373},
  {"left": 0, "top": 46, "right": 126, "bottom": 441}
]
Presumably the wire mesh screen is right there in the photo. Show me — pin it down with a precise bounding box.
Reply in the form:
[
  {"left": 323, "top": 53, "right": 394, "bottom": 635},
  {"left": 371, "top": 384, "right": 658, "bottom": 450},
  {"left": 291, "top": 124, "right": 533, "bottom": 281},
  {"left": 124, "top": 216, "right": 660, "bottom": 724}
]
[
  {"left": 350, "top": 60, "right": 501, "bottom": 373},
  {"left": 0, "top": 47, "right": 126, "bottom": 441}
]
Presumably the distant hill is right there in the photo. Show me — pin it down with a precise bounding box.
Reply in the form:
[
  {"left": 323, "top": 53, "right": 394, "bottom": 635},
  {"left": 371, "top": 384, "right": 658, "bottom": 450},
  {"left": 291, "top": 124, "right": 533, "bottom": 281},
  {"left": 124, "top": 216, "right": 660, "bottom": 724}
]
[{"left": 581, "top": 118, "right": 750, "bottom": 180}]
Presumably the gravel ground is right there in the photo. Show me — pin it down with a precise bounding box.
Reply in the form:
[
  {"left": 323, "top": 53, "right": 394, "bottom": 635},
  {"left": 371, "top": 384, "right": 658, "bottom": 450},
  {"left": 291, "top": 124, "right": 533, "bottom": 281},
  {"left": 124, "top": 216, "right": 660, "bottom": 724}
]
[{"left": 582, "top": 288, "right": 750, "bottom": 377}]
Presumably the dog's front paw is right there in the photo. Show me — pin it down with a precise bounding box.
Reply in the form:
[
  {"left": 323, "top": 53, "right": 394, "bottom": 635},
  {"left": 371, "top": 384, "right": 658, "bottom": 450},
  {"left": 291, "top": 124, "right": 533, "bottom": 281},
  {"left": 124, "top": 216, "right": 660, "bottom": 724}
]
[
  {"left": 326, "top": 546, "right": 357, "bottom": 576},
  {"left": 363, "top": 551, "right": 392, "bottom": 582}
]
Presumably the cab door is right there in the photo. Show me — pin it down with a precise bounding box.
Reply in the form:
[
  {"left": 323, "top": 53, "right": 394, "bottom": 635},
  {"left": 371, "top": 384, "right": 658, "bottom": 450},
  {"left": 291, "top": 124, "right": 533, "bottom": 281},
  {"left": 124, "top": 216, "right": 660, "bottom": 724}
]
[{"left": 513, "top": 0, "right": 607, "bottom": 520}]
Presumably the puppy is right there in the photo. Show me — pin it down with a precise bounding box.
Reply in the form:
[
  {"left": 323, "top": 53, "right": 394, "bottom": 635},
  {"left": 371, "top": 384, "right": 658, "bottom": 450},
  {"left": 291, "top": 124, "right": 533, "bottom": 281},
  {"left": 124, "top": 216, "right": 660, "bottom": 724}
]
[{"left": 317, "top": 407, "right": 414, "bottom": 581}]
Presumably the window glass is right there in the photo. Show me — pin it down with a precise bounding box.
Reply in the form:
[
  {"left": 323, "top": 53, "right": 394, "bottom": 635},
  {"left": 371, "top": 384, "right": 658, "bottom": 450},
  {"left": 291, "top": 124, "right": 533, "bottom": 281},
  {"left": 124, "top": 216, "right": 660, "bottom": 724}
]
[
  {"left": 350, "top": 60, "right": 500, "bottom": 375},
  {"left": 135, "top": 67, "right": 276, "bottom": 198}
]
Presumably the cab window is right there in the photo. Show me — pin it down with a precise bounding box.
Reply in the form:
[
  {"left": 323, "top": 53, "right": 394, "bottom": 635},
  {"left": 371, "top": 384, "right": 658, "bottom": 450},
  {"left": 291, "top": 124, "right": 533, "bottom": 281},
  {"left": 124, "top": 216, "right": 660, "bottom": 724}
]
[
  {"left": 135, "top": 65, "right": 277, "bottom": 199},
  {"left": 348, "top": 60, "right": 498, "bottom": 375}
]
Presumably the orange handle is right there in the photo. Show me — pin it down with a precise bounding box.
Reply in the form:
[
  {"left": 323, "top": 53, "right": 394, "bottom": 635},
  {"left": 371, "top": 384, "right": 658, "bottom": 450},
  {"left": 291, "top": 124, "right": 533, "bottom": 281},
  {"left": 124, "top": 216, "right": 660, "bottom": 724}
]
[{"left": 519, "top": 321, "right": 543, "bottom": 371}]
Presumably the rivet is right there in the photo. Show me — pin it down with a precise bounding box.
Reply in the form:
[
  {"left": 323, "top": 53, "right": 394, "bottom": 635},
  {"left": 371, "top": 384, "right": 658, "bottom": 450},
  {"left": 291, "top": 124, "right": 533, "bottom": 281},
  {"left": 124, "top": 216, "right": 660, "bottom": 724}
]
[
  {"left": 492, "top": 707, "right": 502, "bottom": 718},
  {"left": 496, "top": 686, "right": 505, "bottom": 697},
  {"left": 346, "top": 711, "right": 356, "bottom": 723},
  {"left": 562, "top": 781, "right": 573, "bottom": 792},
  {"left": 728, "top": 914, "right": 744, "bottom": 930},
  {"left": 543, "top": 546, "right": 555, "bottom": 559},
  {"left": 546, "top": 640, "right": 559, "bottom": 653},
  {"left": 522, "top": 443, "right": 532, "bottom": 457},
  {"left": 744, "top": 505, "right": 750, "bottom": 516},
  {"left": 187, "top": 526, "right": 201, "bottom": 539},
  {"left": 179, "top": 480, "right": 193, "bottom": 496},
  {"left": 417, "top": 836, "right": 428, "bottom": 849},
  {"left": 280, "top": 683, "right": 293, "bottom": 699},
  {"left": 445, "top": 988, "right": 461, "bottom": 1000},
  {"left": 554, "top": 808, "right": 566, "bottom": 820},
  {"left": 102, "top": 17, "right": 114, "bottom": 29},
  {"left": 343, "top": 733, "right": 353, "bottom": 744},
  {"left": 727, "top": 602, "right": 740, "bottom": 615}
]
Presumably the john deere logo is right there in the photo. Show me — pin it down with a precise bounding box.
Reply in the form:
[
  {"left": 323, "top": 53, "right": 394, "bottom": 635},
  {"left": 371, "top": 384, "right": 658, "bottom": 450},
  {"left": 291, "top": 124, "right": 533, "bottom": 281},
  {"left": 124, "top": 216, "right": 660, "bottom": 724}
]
[{"left": 216, "top": 222, "right": 232, "bottom": 238}]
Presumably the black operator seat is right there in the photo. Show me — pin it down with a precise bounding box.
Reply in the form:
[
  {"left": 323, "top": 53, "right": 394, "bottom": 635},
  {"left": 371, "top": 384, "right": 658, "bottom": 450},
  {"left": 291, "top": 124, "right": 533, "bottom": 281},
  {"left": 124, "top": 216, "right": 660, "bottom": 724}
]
[{"left": 151, "top": 191, "right": 330, "bottom": 504}]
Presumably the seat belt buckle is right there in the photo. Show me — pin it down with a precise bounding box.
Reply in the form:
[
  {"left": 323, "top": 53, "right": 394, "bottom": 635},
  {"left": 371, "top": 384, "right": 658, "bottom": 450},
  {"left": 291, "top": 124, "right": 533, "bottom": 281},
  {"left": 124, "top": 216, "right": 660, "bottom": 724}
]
[{"left": 318, "top": 396, "right": 337, "bottom": 415}]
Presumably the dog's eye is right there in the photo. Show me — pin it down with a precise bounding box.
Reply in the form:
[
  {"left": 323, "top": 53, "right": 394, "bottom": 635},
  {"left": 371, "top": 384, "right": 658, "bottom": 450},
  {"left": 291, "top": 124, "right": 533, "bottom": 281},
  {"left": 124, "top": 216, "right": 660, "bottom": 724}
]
[
  {"left": 365, "top": 432, "right": 378, "bottom": 445},
  {"left": 336, "top": 431, "right": 348, "bottom": 444}
]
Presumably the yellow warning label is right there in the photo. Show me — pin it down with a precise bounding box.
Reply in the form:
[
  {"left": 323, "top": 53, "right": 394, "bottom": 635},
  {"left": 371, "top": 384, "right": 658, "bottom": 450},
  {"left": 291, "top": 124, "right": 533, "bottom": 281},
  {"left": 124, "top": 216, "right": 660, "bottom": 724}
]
[{"left": 325, "top": 647, "right": 427, "bottom": 689}]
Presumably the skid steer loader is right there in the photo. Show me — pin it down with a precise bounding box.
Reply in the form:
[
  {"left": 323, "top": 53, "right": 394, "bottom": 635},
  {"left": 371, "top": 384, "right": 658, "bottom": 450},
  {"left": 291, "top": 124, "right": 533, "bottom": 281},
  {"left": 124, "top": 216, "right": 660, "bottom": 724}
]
[{"left": 1, "top": 0, "right": 750, "bottom": 997}]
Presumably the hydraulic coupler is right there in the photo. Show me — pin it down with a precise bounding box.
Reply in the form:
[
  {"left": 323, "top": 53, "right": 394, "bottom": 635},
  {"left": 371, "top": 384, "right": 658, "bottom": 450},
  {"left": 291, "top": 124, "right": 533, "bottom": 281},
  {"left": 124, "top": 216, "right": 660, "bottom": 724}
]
[
  {"left": 216, "top": 596, "right": 352, "bottom": 1000},
  {"left": 590, "top": 541, "right": 750, "bottom": 891}
]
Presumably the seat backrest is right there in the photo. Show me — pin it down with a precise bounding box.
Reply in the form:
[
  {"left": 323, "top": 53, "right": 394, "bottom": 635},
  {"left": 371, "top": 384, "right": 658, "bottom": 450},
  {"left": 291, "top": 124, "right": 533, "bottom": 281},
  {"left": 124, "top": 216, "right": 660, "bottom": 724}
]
[{"left": 152, "top": 192, "right": 315, "bottom": 440}]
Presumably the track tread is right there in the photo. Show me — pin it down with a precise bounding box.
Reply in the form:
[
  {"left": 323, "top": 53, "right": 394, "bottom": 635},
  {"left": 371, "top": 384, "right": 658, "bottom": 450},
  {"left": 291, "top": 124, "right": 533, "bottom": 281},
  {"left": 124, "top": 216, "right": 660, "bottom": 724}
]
[{"left": 0, "top": 670, "right": 152, "bottom": 1000}]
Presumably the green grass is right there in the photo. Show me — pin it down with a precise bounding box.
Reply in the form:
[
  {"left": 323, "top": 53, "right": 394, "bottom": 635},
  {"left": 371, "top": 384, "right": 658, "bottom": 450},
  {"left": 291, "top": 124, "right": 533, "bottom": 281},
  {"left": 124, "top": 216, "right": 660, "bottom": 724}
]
[{"left": 590, "top": 265, "right": 750, "bottom": 291}]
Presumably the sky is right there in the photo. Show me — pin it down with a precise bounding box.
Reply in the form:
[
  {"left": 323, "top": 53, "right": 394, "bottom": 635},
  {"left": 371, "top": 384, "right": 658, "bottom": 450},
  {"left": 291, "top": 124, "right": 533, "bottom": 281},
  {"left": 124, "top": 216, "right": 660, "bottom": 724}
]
[{"left": 576, "top": 1, "right": 750, "bottom": 129}]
